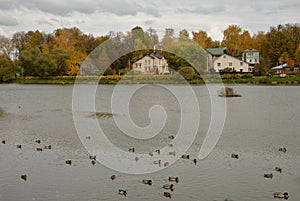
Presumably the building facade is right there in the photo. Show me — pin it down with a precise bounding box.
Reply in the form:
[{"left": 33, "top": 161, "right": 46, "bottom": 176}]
[
  {"left": 242, "top": 48, "right": 260, "bottom": 66},
  {"left": 132, "top": 53, "right": 170, "bottom": 74},
  {"left": 213, "top": 54, "right": 251, "bottom": 73}
]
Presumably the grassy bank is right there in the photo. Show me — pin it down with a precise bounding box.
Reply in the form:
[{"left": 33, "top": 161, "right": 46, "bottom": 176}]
[{"left": 10, "top": 75, "right": 300, "bottom": 85}]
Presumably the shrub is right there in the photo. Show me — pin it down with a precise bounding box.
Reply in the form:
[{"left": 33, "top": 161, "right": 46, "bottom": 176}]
[
  {"left": 177, "top": 66, "right": 196, "bottom": 80},
  {"left": 241, "top": 73, "right": 253, "bottom": 79},
  {"left": 221, "top": 74, "right": 232, "bottom": 79}
]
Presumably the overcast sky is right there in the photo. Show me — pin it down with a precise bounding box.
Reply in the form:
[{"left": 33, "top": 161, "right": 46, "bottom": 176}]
[{"left": 0, "top": 0, "right": 299, "bottom": 40}]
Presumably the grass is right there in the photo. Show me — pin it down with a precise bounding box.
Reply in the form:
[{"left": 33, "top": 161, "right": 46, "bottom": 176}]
[{"left": 10, "top": 75, "right": 300, "bottom": 85}]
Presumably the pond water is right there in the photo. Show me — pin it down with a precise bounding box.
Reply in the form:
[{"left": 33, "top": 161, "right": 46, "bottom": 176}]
[{"left": 0, "top": 84, "right": 299, "bottom": 201}]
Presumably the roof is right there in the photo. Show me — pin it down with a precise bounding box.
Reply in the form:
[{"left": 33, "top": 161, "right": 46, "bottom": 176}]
[
  {"left": 136, "top": 52, "right": 165, "bottom": 61},
  {"left": 271, "top": 63, "right": 288, "bottom": 69},
  {"left": 206, "top": 48, "right": 226, "bottom": 56},
  {"left": 243, "top": 48, "right": 259, "bottom": 52}
]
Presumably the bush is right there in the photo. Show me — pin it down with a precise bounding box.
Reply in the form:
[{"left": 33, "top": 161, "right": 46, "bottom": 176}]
[
  {"left": 241, "top": 73, "right": 253, "bottom": 79},
  {"left": 221, "top": 74, "right": 232, "bottom": 79},
  {"left": 177, "top": 66, "right": 196, "bottom": 80}
]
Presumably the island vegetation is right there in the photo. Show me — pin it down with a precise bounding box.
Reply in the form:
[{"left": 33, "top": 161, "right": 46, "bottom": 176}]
[{"left": 1, "top": 24, "right": 300, "bottom": 84}]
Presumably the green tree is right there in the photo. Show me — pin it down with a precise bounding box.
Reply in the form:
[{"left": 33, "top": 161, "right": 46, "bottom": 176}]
[
  {"left": 177, "top": 66, "right": 196, "bottom": 80},
  {"left": 0, "top": 54, "right": 15, "bottom": 82},
  {"left": 50, "top": 48, "right": 70, "bottom": 75}
]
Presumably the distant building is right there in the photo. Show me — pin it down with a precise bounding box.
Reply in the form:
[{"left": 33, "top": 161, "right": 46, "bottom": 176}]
[
  {"left": 206, "top": 48, "right": 226, "bottom": 71},
  {"left": 213, "top": 54, "right": 251, "bottom": 73},
  {"left": 132, "top": 52, "right": 170, "bottom": 74},
  {"left": 242, "top": 48, "right": 260, "bottom": 66}
]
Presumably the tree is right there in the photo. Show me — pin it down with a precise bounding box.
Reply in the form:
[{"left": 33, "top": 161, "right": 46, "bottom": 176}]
[
  {"left": 0, "top": 54, "right": 15, "bottom": 82},
  {"left": 19, "top": 47, "right": 55, "bottom": 77},
  {"left": 179, "top": 29, "right": 189, "bottom": 40},
  {"left": 192, "top": 30, "right": 214, "bottom": 48},
  {"left": 279, "top": 52, "right": 289, "bottom": 64},
  {"left": 50, "top": 48, "right": 70, "bottom": 75},
  {"left": 11, "top": 31, "right": 31, "bottom": 57},
  {"left": 0, "top": 35, "right": 14, "bottom": 57},
  {"left": 221, "top": 25, "right": 243, "bottom": 56}
]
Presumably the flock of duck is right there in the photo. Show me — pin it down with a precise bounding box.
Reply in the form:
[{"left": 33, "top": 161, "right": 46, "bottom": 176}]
[{"left": 1, "top": 136, "right": 290, "bottom": 200}]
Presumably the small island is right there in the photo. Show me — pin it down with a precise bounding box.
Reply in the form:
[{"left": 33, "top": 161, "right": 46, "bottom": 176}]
[{"left": 218, "top": 87, "right": 242, "bottom": 97}]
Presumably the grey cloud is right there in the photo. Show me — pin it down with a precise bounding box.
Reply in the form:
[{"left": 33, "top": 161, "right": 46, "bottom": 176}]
[
  {"left": 0, "top": 13, "right": 18, "bottom": 26},
  {"left": 177, "top": 5, "right": 225, "bottom": 15}
]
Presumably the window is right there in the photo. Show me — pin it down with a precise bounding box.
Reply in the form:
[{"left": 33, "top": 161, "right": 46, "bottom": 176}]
[
  {"left": 240, "top": 62, "right": 243, "bottom": 66},
  {"left": 145, "top": 60, "right": 147, "bottom": 64},
  {"left": 229, "top": 62, "right": 232, "bottom": 66},
  {"left": 223, "top": 55, "right": 226, "bottom": 58},
  {"left": 217, "top": 62, "right": 221, "bottom": 67},
  {"left": 249, "top": 59, "right": 252, "bottom": 62},
  {"left": 148, "top": 60, "right": 151, "bottom": 65},
  {"left": 240, "top": 69, "right": 243, "bottom": 72},
  {"left": 254, "top": 59, "right": 257, "bottom": 62}
]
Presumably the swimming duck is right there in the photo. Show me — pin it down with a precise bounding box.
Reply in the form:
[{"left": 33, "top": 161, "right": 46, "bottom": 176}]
[
  {"left": 128, "top": 147, "right": 135, "bottom": 152},
  {"left": 181, "top": 154, "right": 190, "bottom": 159},
  {"left": 154, "top": 160, "right": 161, "bottom": 166},
  {"left": 168, "top": 144, "right": 173, "bottom": 147},
  {"left": 142, "top": 179, "right": 152, "bottom": 185},
  {"left": 275, "top": 167, "right": 282, "bottom": 173},
  {"left": 279, "top": 147, "right": 287, "bottom": 153},
  {"left": 17, "top": 145, "right": 22, "bottom": 149},
  {"left": 169, "top": 151, "right": 175, "bottom": 156},
  {"left": 168, "top": 135, "right": 175, "bottom": 139},
  {"left": 44, "top": 145, "right": 51, "bottom": 150},
  {"left": 65, "top": 160, "right": 72, "bottom": 165},
  {"left": 21, "top": 174, "right": 27, "bottom": 181},
  {"left": 89, "top": 155, "right": 96, "bottom": 160},
  {"left": 86, "top": 136, "right": 91, "bottom": 140},
  {"left": 264, "top": 173, "right": 273, "bottom": 178},
  {"left": 91, "top": 160, "right": 96, "bottom": 165},
  {"left": 163, "top": 192, "right": 172, "bottom": 199},
  {"left": 155, "top": 149, "right": 160, "bottom": 155},
  {"left": 164, "top": 162, "right": 169, "bottom": 167},
  {"left": 111, "top": 175, "right": 116, "bottom": 181},
  {"left": 2, "top": 140, "right": 5, "bottom": 144},
  {"left": 162, "top": 184, "right": 174, "bottom": 191},
  {"left": 118, "top": 189, "right": 127, "bottom": 197},
  {"left": 168, "top": 177, "right": 179, "bottom": 183},
  {"left": 149, "top": 152, "right": 154, "bottom": 156},
  {"left": 273, "top": 192, "right": 289, "bottom": 199},
  {"left": 193, "top": 158, "right": 197, "bottom": 165},
  {"left": 36, "top": 148, "right": 43, "bottom": 152},
  {"left": 231, "top": 153, "right": 239, "bottom": 159},
  {"left": 35, "top": 140, "right": 41, "bottom": 144}
]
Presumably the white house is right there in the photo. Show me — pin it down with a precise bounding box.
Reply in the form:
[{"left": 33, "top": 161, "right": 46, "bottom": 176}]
[
  {"left": 132, "top": 53, "right": 170, "bottom": 74},
  {"left": 213, "top": 54, "right": 252, "bottom": 73}
]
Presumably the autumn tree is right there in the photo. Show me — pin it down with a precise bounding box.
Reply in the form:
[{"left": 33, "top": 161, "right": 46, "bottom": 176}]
[{"left": 221, "top": 25, "right": 242, "bottom": 57}]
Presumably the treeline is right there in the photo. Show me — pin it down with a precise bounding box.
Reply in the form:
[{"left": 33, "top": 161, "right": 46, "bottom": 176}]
[{"left": 1, "top": 24, "right": 300, "bottom": 82}]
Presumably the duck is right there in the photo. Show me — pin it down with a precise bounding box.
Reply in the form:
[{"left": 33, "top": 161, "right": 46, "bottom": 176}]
[
  {"left": 193, "top": 158, "right": 197, "bottom": 165},
  {"left": 128, "top": 147, "right": 135, "bottom": 152},
  {"left": 155, "top": 149, "right": 160, "bottom": 155},
  {"left": 264, "top": 173, "right": 273, "bottom": 178},
  {"left": 36, "top": 148, "right": 43, "bottom": 152},
  {"left": 153, "top": 160, "right": 161, "bottom": 166},
  {"left": 85, "top": 136, "right": 91, "bottom": 140},
  {"left": 149, "top": 152, "right": 154, "bottom": 156},
  {"left": 142, "top": 179, "right": 152, "bottom": 185},
  {"left": 162, "top": 184, "right": 174, "bottom": 191},
  {"left": 168, "top": 135, "right": 175, "bottom": 139},
  {"left": 273, "top": 192, "right": 289, "bottom": 199},
  {"left": 168, "top": 144, "right": 173, "bottom": 147},
  {"left": 118, "top": 189, "right": 127, "bottom": 197},
  {"left": 35, "top": 140, "right": 41, "bottom": 144},
  {"left": 275, "top": 167, "right": 282, "bottom": 173},
  {"left": 181, "top": 154, "right": 190, "bottom": 159},
  {"left": 169, "top": 151, "right": 175, "bottom": 156},
  {"left": 91, "top": 160, "right": 96, "bottom": 165},
  {"left": 164, "top": 162, "right": 169, "bottom": 167},
  {"left": 169, "top": 177, "right": 179, "bottom": 183},
  {"left": 17, "top": 145, "right": 22, "bottom": 149},
  {"left": 44, "top": 145, "right": 51, "bottom": 150},
  {"left": 279, "top": 147, "right": 287, "bottom": 153},
  {"left": 2, "top": 140, "right": 5, "bottom": 144},
  {"left": 21, "top": 174, "right": 27, "bottom": 181},
  {"left": 231, "top": 153, "right": 239, "bottom": 159},
  {"left": 89, "top": 155, "right": 96, "bottom": 160},
  {"left": 65, "top": 160, "right": 72, "bottom": 165},
  {"left": 163, "top": 192, "right": 172, "bottom": 199},
  {"left": 111, "top": 175, "right": 116, "bottom": 181}
]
